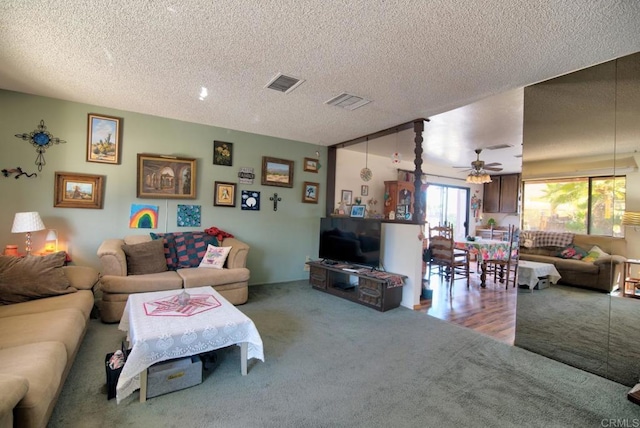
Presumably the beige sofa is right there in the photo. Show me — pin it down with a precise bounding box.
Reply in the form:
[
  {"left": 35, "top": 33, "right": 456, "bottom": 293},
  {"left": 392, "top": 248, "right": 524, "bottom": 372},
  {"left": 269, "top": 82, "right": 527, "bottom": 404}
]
[
  {"left": 0, "top": 263, "right": 99, "bottom": 428},
  {"left": 97, "top": 234, "right": 250, "bottom": 323},
  {"left": 519, "top": 232, "right": 626, "bottom": 292}
]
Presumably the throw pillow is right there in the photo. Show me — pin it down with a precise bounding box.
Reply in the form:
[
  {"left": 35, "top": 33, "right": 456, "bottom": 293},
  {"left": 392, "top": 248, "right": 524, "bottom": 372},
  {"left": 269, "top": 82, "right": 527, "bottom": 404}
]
[
  {"left": 557, "top": 244, "right": 588, "bottom": 260},
  {"left": 0, "top": 252, "right": 76, "bottom": 304},
  {"left": 173, "top": 232, "right": 219, "bottom": 268},
  {"left": 198, "top": 245, "right": 232, "bottom": 269},
  {"left": 121, "top": 239, "right": 168, "bottom": 275},
  {"left": 583, "top": 250, "right": 600, "bottom": 263},
  {"left": 589, "top": 245, "right": 610, "bottom": 259}
]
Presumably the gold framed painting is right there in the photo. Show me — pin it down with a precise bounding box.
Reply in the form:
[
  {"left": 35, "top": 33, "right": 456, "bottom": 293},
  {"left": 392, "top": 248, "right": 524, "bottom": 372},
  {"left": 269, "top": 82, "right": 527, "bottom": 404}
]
[
  {"left": 261, "top": 156, "right": 294, "bottom": 188},
  {"left": 303, "top": 157, "right": 319, "bottom": 173},
  {"left": 54, "top": 172, "right": 105, "bottom": 209},
  {"left": 137, "top": 153, "right": 196, "bottom": 199},
  {"left": 214, "top": 181, "right": 236, "bottom": 207},
  {"left": 86, "top": 113, "right": 122, "bottom": 164}
]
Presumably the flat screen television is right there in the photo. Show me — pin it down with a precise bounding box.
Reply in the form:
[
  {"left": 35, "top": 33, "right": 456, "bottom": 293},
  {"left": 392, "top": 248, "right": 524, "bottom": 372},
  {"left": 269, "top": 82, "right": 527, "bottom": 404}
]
[{"left": 319, "top": 217, "right": 382, "bottom": 268}]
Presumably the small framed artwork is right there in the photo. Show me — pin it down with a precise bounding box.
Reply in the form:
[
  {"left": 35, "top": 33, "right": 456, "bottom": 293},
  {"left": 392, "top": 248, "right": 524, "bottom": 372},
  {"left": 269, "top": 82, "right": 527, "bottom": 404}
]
[
  {"left": 137, "top": 154, "right": 196, "bottom": 199},
  {"left": 341, "top": 189, "right": 352, "bottom": 205},
  {"left": 54, "top": 172, "right": 105, "bottom": 209},
  {"left": 361, "top": 185, "right": 369, "bottom": 196},
  {"left": 261, "top": 156, "right": 294, "bottom": 188},
  {"left": 303, "top": 157, "right": 319, "bottom": 173},
  {"left": 302, "top": 182, "right": 319, "bottom": 203},
  {"left": 350, "top": 205, "right": 366, "bottom": 218},
  {"left": 213, "top": 141, "right": 233, "bottom": 166},
  {"left": 86, "top": 113, "right": 122, "bottom": 164},
  {"left": 214, "top": 181, "right": 236, "bottom": 207},
  {"left": 241, "top": 190, "right": 260, "bottom": 210}
]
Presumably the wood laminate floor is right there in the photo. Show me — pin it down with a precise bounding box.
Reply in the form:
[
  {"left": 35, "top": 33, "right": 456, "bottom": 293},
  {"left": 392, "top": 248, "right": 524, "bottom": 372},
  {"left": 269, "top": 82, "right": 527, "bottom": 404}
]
[{"left": 415, "top": 266, "right": 517, "bottom": 345}]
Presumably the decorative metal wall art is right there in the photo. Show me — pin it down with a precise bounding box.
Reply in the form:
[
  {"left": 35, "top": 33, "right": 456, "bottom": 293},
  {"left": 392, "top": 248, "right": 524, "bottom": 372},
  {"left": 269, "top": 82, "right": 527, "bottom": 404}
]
[
  {"left": 15, "top": 120, "right": 67, "bottom": 171},
  {"left": 2, "top": 167, "right": 37, "bottom": 179},
  {"left": 269, "top": 193, "right": 282, "bottom": 211}
]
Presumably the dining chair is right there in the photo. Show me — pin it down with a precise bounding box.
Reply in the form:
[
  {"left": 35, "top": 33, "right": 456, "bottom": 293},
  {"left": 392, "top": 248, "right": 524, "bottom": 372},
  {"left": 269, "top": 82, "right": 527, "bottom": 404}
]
[
  {"left": 427, "top": 232, "right": 470, "bottom": 293},
  {"left": 485, "top": 225, "right": 519, "bottom": 289}
]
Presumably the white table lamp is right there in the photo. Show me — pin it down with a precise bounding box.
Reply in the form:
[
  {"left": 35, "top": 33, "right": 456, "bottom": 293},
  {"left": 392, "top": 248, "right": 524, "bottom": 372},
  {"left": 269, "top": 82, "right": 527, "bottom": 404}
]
[{"left": 11, "top": 212, "right": 45, "bottom": 254}]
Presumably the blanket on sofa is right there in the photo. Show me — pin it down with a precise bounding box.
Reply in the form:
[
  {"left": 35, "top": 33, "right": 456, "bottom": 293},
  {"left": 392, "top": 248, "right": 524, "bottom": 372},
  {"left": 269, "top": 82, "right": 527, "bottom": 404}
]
[{"left": 522, "top": 230, "right": 573, "bottom": 248}]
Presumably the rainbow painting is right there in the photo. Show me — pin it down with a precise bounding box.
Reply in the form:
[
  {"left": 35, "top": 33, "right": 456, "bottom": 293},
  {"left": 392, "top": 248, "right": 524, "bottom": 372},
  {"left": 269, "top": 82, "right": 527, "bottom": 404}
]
[{"left": 130, "top": 204, "right": 159, "bottom": 229}]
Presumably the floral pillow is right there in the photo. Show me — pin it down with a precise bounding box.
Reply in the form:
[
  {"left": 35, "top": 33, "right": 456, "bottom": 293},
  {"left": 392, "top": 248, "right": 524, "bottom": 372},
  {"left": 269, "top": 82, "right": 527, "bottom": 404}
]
[
  {"left": 198, "top": 245, "right": 232, "bottom": 269},
  {"left": 557, "top": 244, "right": 588, "bottom": 260}
]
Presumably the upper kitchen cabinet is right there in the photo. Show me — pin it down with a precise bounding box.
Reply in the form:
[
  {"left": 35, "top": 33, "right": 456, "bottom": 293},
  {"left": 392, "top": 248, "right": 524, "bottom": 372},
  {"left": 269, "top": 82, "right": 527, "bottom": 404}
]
[{"left": 483, "top": 173, "right": 520, "bottom": 213}]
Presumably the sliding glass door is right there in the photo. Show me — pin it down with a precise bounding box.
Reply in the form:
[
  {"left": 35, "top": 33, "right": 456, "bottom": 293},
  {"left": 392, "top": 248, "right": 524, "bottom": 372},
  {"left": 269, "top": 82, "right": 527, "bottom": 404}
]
[{"left": 425, "top": 184, "right": 470, "bottom": 240}]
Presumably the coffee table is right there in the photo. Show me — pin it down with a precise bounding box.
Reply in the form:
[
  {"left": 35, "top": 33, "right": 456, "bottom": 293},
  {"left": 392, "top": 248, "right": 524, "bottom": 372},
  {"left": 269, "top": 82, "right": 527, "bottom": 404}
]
[
  {"left": 116, "top": 286, "right": 264, "bottom": 403},
  {"left": 517, "top": 260, "right": 561, "bottom": 291}
]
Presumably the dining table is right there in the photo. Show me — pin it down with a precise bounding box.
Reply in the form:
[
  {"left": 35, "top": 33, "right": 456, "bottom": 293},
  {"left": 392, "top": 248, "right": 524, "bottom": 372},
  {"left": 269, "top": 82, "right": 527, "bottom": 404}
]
[{"left": 455, "top": 238, "right": 517, "bottom": 288}]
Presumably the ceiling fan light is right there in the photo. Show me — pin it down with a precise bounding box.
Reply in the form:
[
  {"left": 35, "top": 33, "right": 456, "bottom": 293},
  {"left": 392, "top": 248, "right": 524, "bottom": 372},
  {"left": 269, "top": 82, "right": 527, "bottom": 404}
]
[{"left": 466, "top": 171, "right": 492, "bottom": 184}]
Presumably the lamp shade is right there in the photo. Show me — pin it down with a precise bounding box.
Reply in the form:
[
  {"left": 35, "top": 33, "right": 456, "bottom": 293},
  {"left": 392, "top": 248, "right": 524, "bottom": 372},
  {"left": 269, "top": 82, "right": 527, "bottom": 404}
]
[
  {"left": 622, "top": 211, "right": 640, "bottom": 226},
  {"left": 11, "top": 212, "right": 45, "bottom": 233},
  {"left": 466, "top": 172, "right": 492, "bottom": 184}
]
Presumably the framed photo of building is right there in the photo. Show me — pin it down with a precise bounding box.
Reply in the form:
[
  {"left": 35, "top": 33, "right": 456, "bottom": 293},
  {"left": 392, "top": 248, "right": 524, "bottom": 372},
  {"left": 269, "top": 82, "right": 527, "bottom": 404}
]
[{"left": 137, "top": 154, "right": 196, "bottom": 199}]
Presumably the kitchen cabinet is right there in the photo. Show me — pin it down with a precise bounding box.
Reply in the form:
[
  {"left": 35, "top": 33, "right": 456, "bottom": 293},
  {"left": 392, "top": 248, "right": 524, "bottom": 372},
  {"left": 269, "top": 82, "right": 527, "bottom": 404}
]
[{"left": 483, "top": 174, "right": 520, "bottom": 213}]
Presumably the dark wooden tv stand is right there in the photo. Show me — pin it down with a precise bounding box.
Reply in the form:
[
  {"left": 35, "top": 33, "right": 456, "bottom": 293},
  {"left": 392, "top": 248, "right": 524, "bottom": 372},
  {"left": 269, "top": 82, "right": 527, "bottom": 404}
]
[{"left": 306, "top": 261, "right": 405, "bottom": 312}]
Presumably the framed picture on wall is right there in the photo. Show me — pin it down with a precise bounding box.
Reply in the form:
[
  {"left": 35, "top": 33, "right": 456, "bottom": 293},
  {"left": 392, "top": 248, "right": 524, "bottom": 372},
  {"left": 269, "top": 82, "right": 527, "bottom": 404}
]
[
  {"left": 303, "top": 157, "right": 319, "bottom": 172},
  {"left": 137, "top": 153, "right": 196, "bottom": 199},
  {"left": 54, "top": 172, "right": 105, "bottom": 209},
  {"left": 261, "top": 156, "right": 294, "bottom": 187},
  {"left": 361, "top": 185, "right": 369, "bottom": 196},
  {"left": 213, "top": 141, "right": 233, "bottom": 166},
  {"left": 302, "top": 182, "right": 319, "bottom": 203},
  {"left": 214, "top": 181, "right": 236, "bottom": 207},
  {"left": 86, "top": 114, "right": 122, "bottom": 164},
  {"left": 341, "top": 190, "right": 352, "bottom": 205}
]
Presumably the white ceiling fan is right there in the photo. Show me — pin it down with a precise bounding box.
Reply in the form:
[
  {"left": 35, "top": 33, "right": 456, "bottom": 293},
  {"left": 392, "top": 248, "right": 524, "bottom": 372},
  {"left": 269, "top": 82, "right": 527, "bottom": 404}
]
[{"left": 455, "top": 149, "right": 503, "bottom": 173}]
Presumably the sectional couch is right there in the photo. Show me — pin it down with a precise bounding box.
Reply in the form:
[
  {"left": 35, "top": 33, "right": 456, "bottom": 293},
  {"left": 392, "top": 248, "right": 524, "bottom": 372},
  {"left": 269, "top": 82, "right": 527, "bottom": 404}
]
[
  {"left": 97, "top": 232, "right": 250, "bottom": 322},
  {"left": 519, "top": 231, "right": 627, "bottom": 292},
  {"left": 0, "top": 253, "right": 99, "bottom": 428}
]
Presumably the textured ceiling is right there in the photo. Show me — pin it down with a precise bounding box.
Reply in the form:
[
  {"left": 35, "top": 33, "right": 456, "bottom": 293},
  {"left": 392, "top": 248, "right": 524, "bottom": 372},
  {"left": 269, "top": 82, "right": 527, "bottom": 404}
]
[{"left": 1, "top": 1, "right": 640, "bottom": 171}]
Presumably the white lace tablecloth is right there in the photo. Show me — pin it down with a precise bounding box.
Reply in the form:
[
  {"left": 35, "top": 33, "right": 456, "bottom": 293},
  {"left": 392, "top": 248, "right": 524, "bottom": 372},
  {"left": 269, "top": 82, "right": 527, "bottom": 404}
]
[
  {"left": 116, "top": 286, "right": 264, "bottom": 403},
  {"left": 517, "top": 260, "right": 561, "bottom": 290}
]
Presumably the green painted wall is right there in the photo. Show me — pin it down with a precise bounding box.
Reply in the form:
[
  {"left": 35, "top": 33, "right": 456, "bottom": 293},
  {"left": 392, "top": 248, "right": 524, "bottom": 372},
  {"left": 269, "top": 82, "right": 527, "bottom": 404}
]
[{"left": 0, "top": 90, "right": 326, "bottom": 284}]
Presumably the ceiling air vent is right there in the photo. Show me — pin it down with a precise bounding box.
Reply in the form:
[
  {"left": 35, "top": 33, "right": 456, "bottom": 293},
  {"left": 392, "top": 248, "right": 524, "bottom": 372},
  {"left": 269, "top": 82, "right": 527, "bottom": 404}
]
[
  {"left": 325, "top": 92, "right": 372, "bottom": 111},
  {"left": 485, "top": 144, "right": 513, "bottom": 150},
  {"left": 265, "top": 73, "right": 304, "bottom": 94}
]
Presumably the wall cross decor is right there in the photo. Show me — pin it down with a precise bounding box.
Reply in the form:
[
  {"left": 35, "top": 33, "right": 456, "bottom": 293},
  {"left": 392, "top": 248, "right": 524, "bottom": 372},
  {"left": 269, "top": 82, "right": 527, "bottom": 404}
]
[
  {"left": 269, "top": 193, "right": 282, "bottom": 211},
  {"left": 15, "top": 120, "right": 67, "bottom": 171}
]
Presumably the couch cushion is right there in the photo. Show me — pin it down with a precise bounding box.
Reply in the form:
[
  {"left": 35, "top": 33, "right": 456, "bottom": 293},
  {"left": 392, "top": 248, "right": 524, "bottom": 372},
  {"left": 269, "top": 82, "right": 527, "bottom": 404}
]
[
  {"left": 100, "top": 271, "right": 183, "bottom": 294},
  {"left": 178, "top": 267, "right": 250, "bottom": 288},
  {"left": 554, "top": 258, "right": 600, "bottom": 274},
  {"left": 0, "top": 308, "right": 85, "bottom": 359},
  {"left": 0, "top": 252, "right": 76, "bottom": 305},
  {"left": 0, "top": 341, "right": 67, "bottom": 428},
  {"left": 0, "top": 289, "right": 94, "bottom": 320},
  {"left": 62, "top": 266, "right": 99, "bottom": 290},
  {"left": 121, "top": 239, "right": 168, "bottom": 275}
]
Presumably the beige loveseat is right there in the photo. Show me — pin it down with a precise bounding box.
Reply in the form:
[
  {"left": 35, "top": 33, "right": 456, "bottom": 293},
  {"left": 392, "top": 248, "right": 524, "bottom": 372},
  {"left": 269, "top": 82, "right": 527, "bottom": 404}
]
[
  {"left": 519, "top": 232, "right": 626, "bottom": 292},
  {"left": 97, "top": 234, "right": 250, "bottom": 323},
  {"left": 0, "top": 253, "right": 99, "bottom": 428}
]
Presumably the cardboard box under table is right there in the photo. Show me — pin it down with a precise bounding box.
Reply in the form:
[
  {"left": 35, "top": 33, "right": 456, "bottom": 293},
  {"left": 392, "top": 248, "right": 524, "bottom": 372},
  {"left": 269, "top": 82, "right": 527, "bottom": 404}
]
[
  {"left": 146, "top": 356, "right": 202, "bottom": 399},
  {"left": 116, "top": 286, "right": 264, "bottom": 403},
  {"left": 517, "top": 260, "right": 561, "bottom": 291}
]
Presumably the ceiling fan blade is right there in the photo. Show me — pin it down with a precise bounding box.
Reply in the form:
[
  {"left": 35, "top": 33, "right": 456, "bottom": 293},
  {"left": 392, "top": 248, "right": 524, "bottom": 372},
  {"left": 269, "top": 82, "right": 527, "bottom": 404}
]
[
  {"left": 485, "top": 166, "right": 503, "bottom": 171},
  {"left": 483, "top": 162, "right": 502, "bottom": 168}
]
